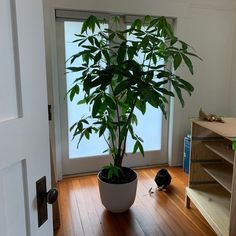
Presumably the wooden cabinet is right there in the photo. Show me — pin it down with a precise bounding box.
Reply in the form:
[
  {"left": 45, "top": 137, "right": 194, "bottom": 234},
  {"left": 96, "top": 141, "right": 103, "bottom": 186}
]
[{"left": 185, "top": 118, "right": 236, "bottom": 236}]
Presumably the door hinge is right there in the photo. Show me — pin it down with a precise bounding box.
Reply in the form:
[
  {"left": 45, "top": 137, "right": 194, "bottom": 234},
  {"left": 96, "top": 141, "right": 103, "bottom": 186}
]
[{"left": 48, "top": 105, "right": 52, "bottom": 121}]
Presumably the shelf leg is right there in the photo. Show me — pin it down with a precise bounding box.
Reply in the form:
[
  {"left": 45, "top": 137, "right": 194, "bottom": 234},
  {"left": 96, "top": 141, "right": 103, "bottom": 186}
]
[{"left": 185, "top": 195, "right": 190, "bottom": 208}]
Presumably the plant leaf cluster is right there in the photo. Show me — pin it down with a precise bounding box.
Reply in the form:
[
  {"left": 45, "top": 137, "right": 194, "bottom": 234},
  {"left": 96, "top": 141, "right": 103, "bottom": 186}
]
[{"left": 67, "top": 15, "right": 201, "bottom": 178}]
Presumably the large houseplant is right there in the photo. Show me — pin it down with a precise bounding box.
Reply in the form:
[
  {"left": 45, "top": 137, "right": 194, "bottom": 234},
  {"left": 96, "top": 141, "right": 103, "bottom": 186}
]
[{"left": 67, "top": 15, "right": 200, "bottom": 212}]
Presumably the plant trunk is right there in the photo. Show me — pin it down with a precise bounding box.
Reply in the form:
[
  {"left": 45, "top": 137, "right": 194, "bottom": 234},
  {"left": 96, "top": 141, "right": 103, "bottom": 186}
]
[{"left": 114, "top": 154, "right": 123, "bottom": 167}]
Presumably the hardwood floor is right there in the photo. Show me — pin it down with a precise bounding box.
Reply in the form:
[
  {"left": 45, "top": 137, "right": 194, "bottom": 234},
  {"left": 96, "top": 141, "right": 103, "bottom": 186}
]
[{"left": 54, "top": 167, "right": 216, "bottom": 236}]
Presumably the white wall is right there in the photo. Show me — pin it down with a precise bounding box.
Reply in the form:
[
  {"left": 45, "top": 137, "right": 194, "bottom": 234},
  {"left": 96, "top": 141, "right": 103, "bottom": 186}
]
[
  {"left": 171, "top": 5, "right": 236, "bottom": 165},
  {"left": 230, "top": 14, "right": 236, "bottom": 116},
  {"left": 44, "top": 0, "right": 236, "bottom": 174}
]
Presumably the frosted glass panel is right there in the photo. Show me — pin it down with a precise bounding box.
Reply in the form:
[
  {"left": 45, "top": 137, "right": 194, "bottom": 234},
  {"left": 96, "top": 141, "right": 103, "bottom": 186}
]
[
  {"left": 126, "top": 26, "right": 162, "bottom": 153},
  {"left": 64, "top": 21, "right": 109, "bottom": 158},
  {"left": 126, "top": 106, "right": 162, "bottom": 153}
]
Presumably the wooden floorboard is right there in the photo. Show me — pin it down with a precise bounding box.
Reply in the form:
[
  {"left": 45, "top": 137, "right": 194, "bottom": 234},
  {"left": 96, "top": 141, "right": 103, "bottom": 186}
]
[{"left": 54, "top": 167, "right": 216, "bottom": 236}]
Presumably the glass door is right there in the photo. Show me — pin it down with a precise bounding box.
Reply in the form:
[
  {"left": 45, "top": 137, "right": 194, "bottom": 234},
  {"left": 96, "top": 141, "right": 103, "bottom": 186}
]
[{"left": 56, "top": 12, "right": 169, "bottom": 176}]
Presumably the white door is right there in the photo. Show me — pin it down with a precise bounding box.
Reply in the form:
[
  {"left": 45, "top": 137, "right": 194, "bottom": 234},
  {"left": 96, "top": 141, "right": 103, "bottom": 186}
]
[
  {"left": 0, "top": 0, "right": 53, "bottom": 235},
  {"left": 55, "top": 11, "right": 169, "bottom": 176}
]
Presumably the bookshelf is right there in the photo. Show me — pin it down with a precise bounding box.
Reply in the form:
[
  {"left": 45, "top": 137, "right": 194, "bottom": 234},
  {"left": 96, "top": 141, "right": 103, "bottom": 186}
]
[{"left": 185, "top": 118, "right": 236, "bottom": 236}]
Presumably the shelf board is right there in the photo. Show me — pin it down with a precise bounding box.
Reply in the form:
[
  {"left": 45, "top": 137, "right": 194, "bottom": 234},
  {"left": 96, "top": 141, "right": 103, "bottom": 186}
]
[
  {"left": 186, "top": 185, "right": 230, "bottom": 236},
  {"left": 193, "top": 117, "right": 236, "bottom": 140},
  {"left": 201, "top": 163, "right": 233, "bottom": 193},
  {"left": 204, "top": 142, "right": 234, "bottom": 165}
]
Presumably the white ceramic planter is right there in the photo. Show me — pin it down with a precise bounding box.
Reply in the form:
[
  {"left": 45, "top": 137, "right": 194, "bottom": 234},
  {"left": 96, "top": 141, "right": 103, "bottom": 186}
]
[{"left": 98, "top": 173, "right": 138, "bottom": 213}]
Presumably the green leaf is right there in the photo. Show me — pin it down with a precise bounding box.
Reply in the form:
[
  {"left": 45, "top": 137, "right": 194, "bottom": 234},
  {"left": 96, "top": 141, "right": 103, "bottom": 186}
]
[
  {"left": 114, "top": 80, "right": 130, "bottom": 95},
  {"left": 67, "top": 67, "right": 85, "bottom": 72},
  {"left": 181, "top": 54, "right": 194, "bottom": 74},
  {"left": 127, "top": 46, "right": 137, "bottom": 60},
  {"left": 173, "top": 53, "right": 182, "bottom": 70},
  {"left": 82, "top": 15, "right": 100, "bottom": 33},
  {"left": 133, "top": 140, "right": 144, "bottom": 156},
  {"left": 172, "top": 81, "right": 184, "bottom": 106},
  {"left": 69, "top": 51, "right": 83, "bottom": 64},
  {"left": 102, "top": 149, "right": 109, "bottom": 153},
  {"left": 180, "top": 40, "right": 188, "bottom": 51},
  {"left": 88, "top": 36, "right": 94, "bottom": 45},
  {"left": 156, "top": 70, "right": 172, "bottom": 79},
  {"left": 70, "top": 122, "right": 77, "bottom": 132},
  {"left": 156, "top": 87, "right": 174, "bottom": 96},
  {"left": 178, "top": 78, "right": 194, "bottom": 94},
  {"left": 170, "top": 37, "right": 178, "bottom": 46},
  {"left": 113, "top": 168, "right": 119, "bottom": 177},
  {"left": 184, "top": 51, "right": 203, "bottom": 61},
  {"left": 147, "top": 18, "right": 159, "bottom": 30},
  {"left": 131, "top": 19, "right": 142, "bottom": 30},
  {"left": 152, "top": 54, "right": 157, "bottom": 65},
  {"left": 138, "top": 141, "right": 144, "bottom": 156},
  {"left": 144, "top": 15, "right": 152, "bottom": 24},
  {"left": 117, "top": 42, "right": 126, "bottom": 64},
  {"left": 108, "top": 168, "right": 113, "bottom": 179},
  {"left": 109, "top": 32, "right": 116, "bottom": 41},
  {"left": 131, "top": 114, "right": 138, "bottom": 126},
  {"left": 105, "top": 95, "right": 116, "bottom": 110},
  {"left": 103, "top": 163, "right": 121, "bottom": 179},
  {"left": 77, "top": 98, "right": 86, "bottom": 105},
  {"left": 128, "top": 125, "right": 135, "bottom": 139},
  {"left": 141, "top": 35, "right": 149, "bottom": 48},
  {"left": 69, "top": 85, "right": 80, "bottom": 101},
  {"left": 99, "top": 121, "right": 106, "bottom": 137},
  {"left": 145, "top": 90, "right": 160, "bottom": 108},
  {"left": 135, "top": 99, "right": 146, "bottom": 115},
  {"left": 102, "top": 50, "right": 110, "bottom": 64},
  {"left": 152, "top": 80, "right": 168, "bottom": 90},
  {"left": 145, "top": 70, "right": 154, "bottom": 82},
  {"left": 81, "top": 119, "right": 89, "bottom": 125},
  {"left": 81, "top": 20, "right": 88, "bottom": 34},
  {"left": 94, "top": 51, "right": 102, "bottom": 64},
  {"left": 84, "top": 130, "right": 90, "bottom": 139},
  {"left": 92, "top": 97, "right": 101, "bottom": 117},
  {"left": 159, "top": 102, "right": 167, "bottom": 119},
  {"left": 117, "top": 33, "right": 126, "bottom": 41},
  {"left": 133, "top": 141, "right": 139, "bottom": 153},
  {"left": 112, "top": 16, "right": 121, "bottom": 25}
]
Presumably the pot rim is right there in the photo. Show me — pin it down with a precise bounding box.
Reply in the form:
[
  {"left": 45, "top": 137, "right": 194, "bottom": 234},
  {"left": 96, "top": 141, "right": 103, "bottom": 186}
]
[{"left": 97, "top": 169, "right": 138, "bottom": 185}]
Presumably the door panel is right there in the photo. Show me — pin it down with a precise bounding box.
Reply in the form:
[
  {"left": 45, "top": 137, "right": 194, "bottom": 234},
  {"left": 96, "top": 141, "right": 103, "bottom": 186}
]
[
  {"left": 0, "top": 0, "right": 20, "bottom": 122},
  {"left": 0, "top": 0, "right": 53, "bottom": 235},
  {"left": 0, "top": 161, "right": 28, "bottom": 236}
]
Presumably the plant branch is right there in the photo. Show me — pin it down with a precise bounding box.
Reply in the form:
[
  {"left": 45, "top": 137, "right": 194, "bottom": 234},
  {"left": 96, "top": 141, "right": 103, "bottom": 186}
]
[
  {"left": 103, "top": 133, "right": 112, "bottom": 150},
  {"left": 109, "top": 83, "right": 121, "bottom": 160},
  {"left": 120, "top": 97, "right": 137, "bottom": 159}
]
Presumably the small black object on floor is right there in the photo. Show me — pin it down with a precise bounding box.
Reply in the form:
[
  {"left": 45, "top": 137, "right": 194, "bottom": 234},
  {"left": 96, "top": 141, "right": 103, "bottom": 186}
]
[{"left": 155, "top": 168, "right": 171, "bottom": 191}]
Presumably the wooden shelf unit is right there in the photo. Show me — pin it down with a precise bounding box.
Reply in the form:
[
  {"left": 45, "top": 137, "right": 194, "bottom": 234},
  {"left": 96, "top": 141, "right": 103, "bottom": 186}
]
[
  {"left": 204, "top": 142, "right": 234, "bottom": 165},
  {"left": 186, "top": 118, "right": 236, "bottom": 236},
  {"left": 201, "top": 163, "right": 233, "bottom": 193},
  {"left": 186, "top": 185, "right": 230, "bottom": 236}
]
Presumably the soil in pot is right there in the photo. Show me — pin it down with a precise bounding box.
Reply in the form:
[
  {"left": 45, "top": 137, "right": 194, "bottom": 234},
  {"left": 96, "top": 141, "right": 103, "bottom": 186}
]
[{"left": 99, "top": 167, "right": 137, "bottom": 184}]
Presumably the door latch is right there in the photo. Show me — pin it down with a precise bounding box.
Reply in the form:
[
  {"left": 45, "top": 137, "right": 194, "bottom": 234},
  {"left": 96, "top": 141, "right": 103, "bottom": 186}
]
[{"left": 36, "top": 176, "right": 58, "bottom": 227}]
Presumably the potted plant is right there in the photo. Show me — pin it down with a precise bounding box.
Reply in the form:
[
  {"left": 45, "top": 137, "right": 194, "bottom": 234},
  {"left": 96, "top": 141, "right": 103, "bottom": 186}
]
[{"left": 67, "top": 15, "right": 200, "bottom": 212}]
